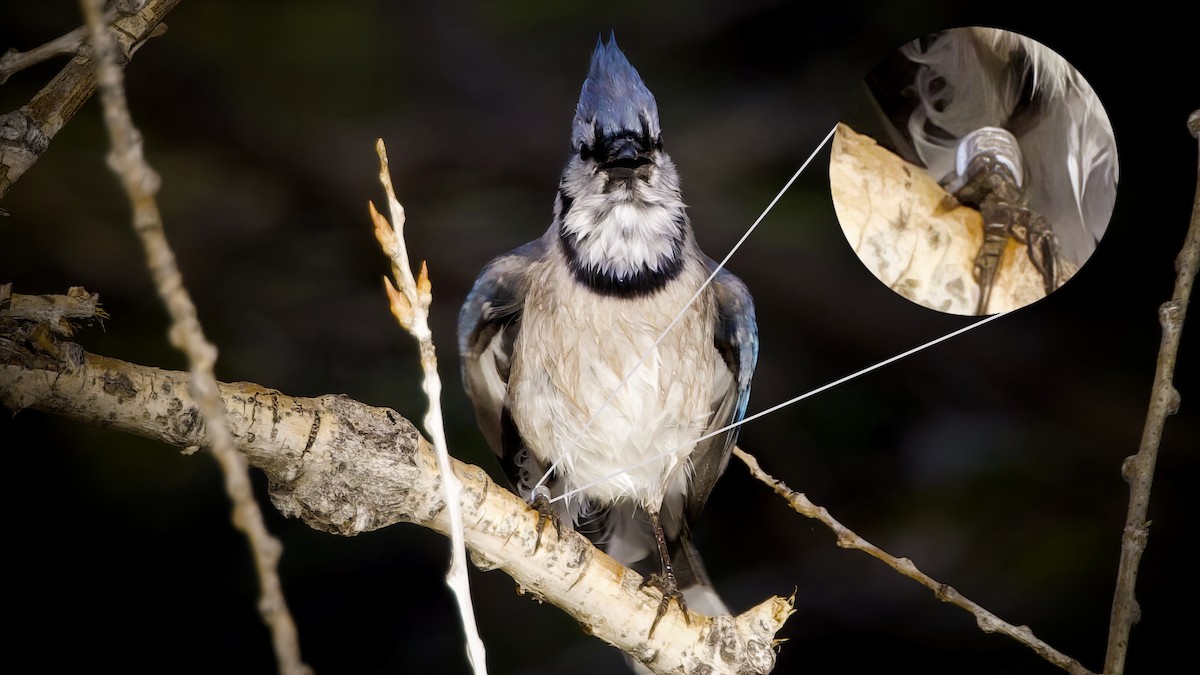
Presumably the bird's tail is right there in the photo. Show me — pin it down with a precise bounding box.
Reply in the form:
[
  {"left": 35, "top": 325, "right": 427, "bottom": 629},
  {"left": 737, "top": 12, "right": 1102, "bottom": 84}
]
[
  {"left": 590, "top": 502, "right": 729, "bottom": 616},
  {"left": 616, "top": 524, "right": 726, "bottom": 674},
  {"left": 672, "top": 529, "right": 729, "bottom": 616}
]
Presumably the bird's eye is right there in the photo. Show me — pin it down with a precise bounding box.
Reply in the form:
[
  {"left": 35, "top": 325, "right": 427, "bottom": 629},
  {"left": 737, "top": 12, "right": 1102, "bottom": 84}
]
[{"left": 579, "top": 143, "right": 595, "bottom": 160}]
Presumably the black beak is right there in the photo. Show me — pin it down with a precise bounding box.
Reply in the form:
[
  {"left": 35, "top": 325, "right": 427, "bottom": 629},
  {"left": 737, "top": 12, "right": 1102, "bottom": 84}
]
[{"left": 600, "top": 135, "right": 654, "bottom": 181}]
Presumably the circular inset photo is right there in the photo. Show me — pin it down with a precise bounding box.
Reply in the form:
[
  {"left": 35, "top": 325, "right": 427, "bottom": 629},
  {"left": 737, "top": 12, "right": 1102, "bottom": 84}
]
[{"left": 831, "top": 27, "right": 1118, "bottom": 315}]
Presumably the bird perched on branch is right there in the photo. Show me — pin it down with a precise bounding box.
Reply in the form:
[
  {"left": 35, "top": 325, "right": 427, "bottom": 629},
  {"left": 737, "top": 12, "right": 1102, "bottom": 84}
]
[
  {"left": 858, "top": 27, "right": 1118, "bottom": 313},
  {"left": 458, "top": 35, "right": 757, "bottom": 637}
]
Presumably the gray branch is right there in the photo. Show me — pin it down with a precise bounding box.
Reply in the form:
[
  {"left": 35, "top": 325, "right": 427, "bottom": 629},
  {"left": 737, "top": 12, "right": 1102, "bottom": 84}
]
[{"left": 1102, "top": 109, "right": 1200, "bottom": 674}]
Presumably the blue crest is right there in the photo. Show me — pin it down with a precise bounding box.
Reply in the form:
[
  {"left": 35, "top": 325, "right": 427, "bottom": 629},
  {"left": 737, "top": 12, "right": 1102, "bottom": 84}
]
[{"left": 572, "top": 34, "right": 661, "bottom": 150}]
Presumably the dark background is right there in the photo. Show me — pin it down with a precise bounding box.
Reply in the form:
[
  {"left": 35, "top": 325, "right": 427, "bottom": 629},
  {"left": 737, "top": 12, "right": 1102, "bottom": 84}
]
[{"left": 1, "top": 2, "right": 1195, "bottom": 673}]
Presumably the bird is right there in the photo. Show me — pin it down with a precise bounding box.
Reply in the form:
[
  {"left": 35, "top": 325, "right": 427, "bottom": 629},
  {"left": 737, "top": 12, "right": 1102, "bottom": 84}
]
[
  {"left": 457, "top": 34, "right": 758, "bottom": 638},
  {"left": 855, "top": 27, "right": 1119, "bottom": 313}
]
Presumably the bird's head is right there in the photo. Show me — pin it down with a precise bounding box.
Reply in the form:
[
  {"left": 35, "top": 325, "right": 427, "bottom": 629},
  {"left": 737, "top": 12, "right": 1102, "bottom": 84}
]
[
  {"left": 564, "top": 34, "right": 679, "bottom": 200},
  {"left": 554, "top": 35, "right": 689, "bottom": 296}
]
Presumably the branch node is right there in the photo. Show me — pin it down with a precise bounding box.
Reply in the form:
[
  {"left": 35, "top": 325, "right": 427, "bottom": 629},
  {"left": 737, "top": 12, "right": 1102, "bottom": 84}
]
[{"left": 1120, "top": 455, "right": 1138, "bottom": 483}]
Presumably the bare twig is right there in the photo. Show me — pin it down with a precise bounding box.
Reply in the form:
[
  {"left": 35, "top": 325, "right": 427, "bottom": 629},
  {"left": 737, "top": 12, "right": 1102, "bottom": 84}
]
[
  {"left": 0, "top": 7, "right": 118, "bottom": 85},
  {"left": 79, "top": 1, "right": 310, "bottom": 674},
  {"left": 1, "top": 0, "right": 178, "bottom": 199},
  {"left": 733, "top": 447, "right": 1096, "bottom": 675},
  {"left": 0, "top": 329, "right": 793, "bottom": 675},
  {"left": 1102, "top": 110, "right": 1200, "bottom": 674},
  {"left": 369, "top": 139, "right": 487, "bottom": 673},
  {"left": 0, "top": 285, "right": 107, "bottom": 336}
]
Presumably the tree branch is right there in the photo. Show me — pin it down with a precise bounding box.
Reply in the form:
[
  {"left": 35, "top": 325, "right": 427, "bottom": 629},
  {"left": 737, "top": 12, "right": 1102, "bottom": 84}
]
[
  {"left": 371, "top": 139, "right": 487, "bottom": 672},
  {"left": 1102, "top": 109, "right": 1200, "bottom": 674},
  {"left": 0, "top": 0, "right": 179, "bottom": 199},
  {"left": 733, "top": 448, "right": 1095, "bottom": 675},
  {"left": 79, "top": 0, "right": 309, "bottom": 672},
  {"left": 0, "top": 312, "right": 792, "bottom": 675},
  {"left": 0, "top": 5, "right": 120, "bottom": 85}
]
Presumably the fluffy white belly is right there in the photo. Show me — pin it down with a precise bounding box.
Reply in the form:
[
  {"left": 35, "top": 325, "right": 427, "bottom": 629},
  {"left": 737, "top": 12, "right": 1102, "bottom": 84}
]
[{"left": 508, "top": 259, "right": 719, "bottom": 508}]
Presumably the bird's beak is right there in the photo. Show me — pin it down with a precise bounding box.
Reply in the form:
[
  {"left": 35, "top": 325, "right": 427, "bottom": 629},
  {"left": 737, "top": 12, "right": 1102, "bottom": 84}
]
[{"left": 600, "top": 135, "right": 654, "bottom": 183}]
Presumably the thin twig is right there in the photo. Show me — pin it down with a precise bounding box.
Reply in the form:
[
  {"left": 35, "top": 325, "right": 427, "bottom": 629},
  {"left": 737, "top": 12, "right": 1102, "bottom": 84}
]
[
  {"left": 1102, "top": 109, "right": 1200, "bottom": 674},
  {"left": 733, "top": 447, "right": 1096, "bottom": 675},
  {"left": 370, "top": 139, "right": 487, "bottom": 673},
  {"left": 1, "top": 0, "right": 177, "bottom": 199},
  {"left": 79, "top": 1, "right": 310, "bottom": 673},
  {"left": 0, "top": 7, "right": 118, "bottom": 85}
]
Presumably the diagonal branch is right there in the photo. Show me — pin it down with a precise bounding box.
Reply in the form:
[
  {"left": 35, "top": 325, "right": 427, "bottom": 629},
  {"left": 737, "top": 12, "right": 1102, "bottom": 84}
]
[
  {"left": 0, "top": 323, "right": 793, "bottom": 675},
  {"left": 1102, "top": 109, "right": 1200, "bottom": 674},
  {"left": 0, "top": 5, "right": 120, "bottom": 85},
  {"left": 79, "top": 1, "right": 309, "bottom": 673},
  {"left": 733, "top": 447, "right": 1096, "bottom": 675},
  {"left": 0, "top": 0, "right": 179, "bottom": 199}
]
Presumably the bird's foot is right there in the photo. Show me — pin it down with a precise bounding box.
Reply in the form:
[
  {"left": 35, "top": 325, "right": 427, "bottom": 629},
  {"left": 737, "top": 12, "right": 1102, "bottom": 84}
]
[
  {"left": 954, "top": 128, "right": 1058, "bottom": 312},
  {"left": 640, "top": 569, "right": 689, "bottom": 638},
  {"left": 971, "top": 200, "right": 1059, "bottom": 312},
  {"left": 972, "top": 218, "right": 1010, "bottom": 314},
  {"left": 529, "top": 485, "right": 561, "bottom": 553},
  {"left": 1009, "top": 209, "right": 1058, "bottom": 296}
]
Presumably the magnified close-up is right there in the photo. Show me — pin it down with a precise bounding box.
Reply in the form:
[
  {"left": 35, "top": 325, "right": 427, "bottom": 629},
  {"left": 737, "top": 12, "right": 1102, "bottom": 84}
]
[{"left": 833, "top": 26, "right": 1119, "bottom": 315}]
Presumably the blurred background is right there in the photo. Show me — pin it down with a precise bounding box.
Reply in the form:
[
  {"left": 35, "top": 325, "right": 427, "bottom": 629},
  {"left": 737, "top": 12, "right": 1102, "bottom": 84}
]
[{"left": 1, "top": 2, "right": 1195, "bottom": 673}]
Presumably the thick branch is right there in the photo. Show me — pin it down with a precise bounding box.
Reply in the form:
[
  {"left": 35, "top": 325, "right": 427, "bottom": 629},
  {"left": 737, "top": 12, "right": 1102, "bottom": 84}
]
[
  {"left": 0, "top": 0, "right": 179, "bottom": 199},
  {"left": 734, "top": 448, "right": 1094, "bottom": 675},
  {"left": 0, "top": 340, "right": 791, "bottom": 675},
  {"left": 1102, "top": 109, "right": 1200, "bottom": 674}
]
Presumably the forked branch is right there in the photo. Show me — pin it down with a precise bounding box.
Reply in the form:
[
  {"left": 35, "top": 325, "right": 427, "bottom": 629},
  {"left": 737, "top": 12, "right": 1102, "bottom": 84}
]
[{"left": 0, "top": 0, "right": 179, "bottom": 198}]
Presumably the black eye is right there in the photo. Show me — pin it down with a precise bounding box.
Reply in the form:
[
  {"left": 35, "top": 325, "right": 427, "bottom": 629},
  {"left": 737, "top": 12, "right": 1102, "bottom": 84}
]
[{"left": 579, "top": 143, "right": 595, "bottom": 160}]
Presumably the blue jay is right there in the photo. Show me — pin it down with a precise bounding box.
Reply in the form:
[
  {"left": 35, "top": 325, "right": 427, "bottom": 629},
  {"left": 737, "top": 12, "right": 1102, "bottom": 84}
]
[
  {"left": 859, "top": 27, "right": 1118, "bottom": 312},
  {"left": 458, "top": 35, "right": 757, "bottom": 636}
]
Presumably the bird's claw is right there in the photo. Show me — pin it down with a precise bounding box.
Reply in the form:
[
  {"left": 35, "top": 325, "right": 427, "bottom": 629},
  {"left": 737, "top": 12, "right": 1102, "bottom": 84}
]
[
  {"left": 529, "top": 485, "right": 561, "bottom": 552},
  {"left": 957, "top": 151, "right": 1059, "bottom": 313},
  {"left": 640, "top": 570, "right": 689, "bottom": 638},
  {"left": 1019, "top": 215, "right": 1058, "bottom": 296}
]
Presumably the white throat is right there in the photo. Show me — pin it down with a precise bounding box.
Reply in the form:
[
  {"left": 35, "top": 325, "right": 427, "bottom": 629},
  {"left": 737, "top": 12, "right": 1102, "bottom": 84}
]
[{"left": 561, "top": 190, "right": 684, "bottom": 279}]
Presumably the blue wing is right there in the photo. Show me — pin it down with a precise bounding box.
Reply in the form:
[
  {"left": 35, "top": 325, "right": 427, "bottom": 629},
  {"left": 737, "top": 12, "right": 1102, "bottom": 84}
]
[
  {"left": 685, "top": 259, "right": 758, "bottom": 523},
  {"left": 457, "top": 239, "right": 545, "bottom": 459}
]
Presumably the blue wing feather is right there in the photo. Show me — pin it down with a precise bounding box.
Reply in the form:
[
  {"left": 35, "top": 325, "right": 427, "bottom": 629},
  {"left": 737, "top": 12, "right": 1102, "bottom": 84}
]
[
  {"left": 457, "top": 239, "right": 545, "bottom": 458},
  {"left": 684, "top": 259, "right": 757, "bottom": 523}
]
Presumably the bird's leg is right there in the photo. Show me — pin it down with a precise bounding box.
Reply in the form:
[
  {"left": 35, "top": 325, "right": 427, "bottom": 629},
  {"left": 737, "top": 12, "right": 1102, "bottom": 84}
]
[
  {"left": 954, "top": 141, "right": 1059, "bottom": 313},
  {"left": 966, "top": 190, "right": 1060, "bottom": 312},
  {"left": 972, "top": 215, "right": 1010, "bottom": 315},
  {"left": 529, "top": 484, "right": 561, "bottom": 553},
  {"left": 1008, "top": 208, "right": 1058, "bottom": 297},
  {"left": 639, "top": 510, "right": 689, "bottom": 638}
]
